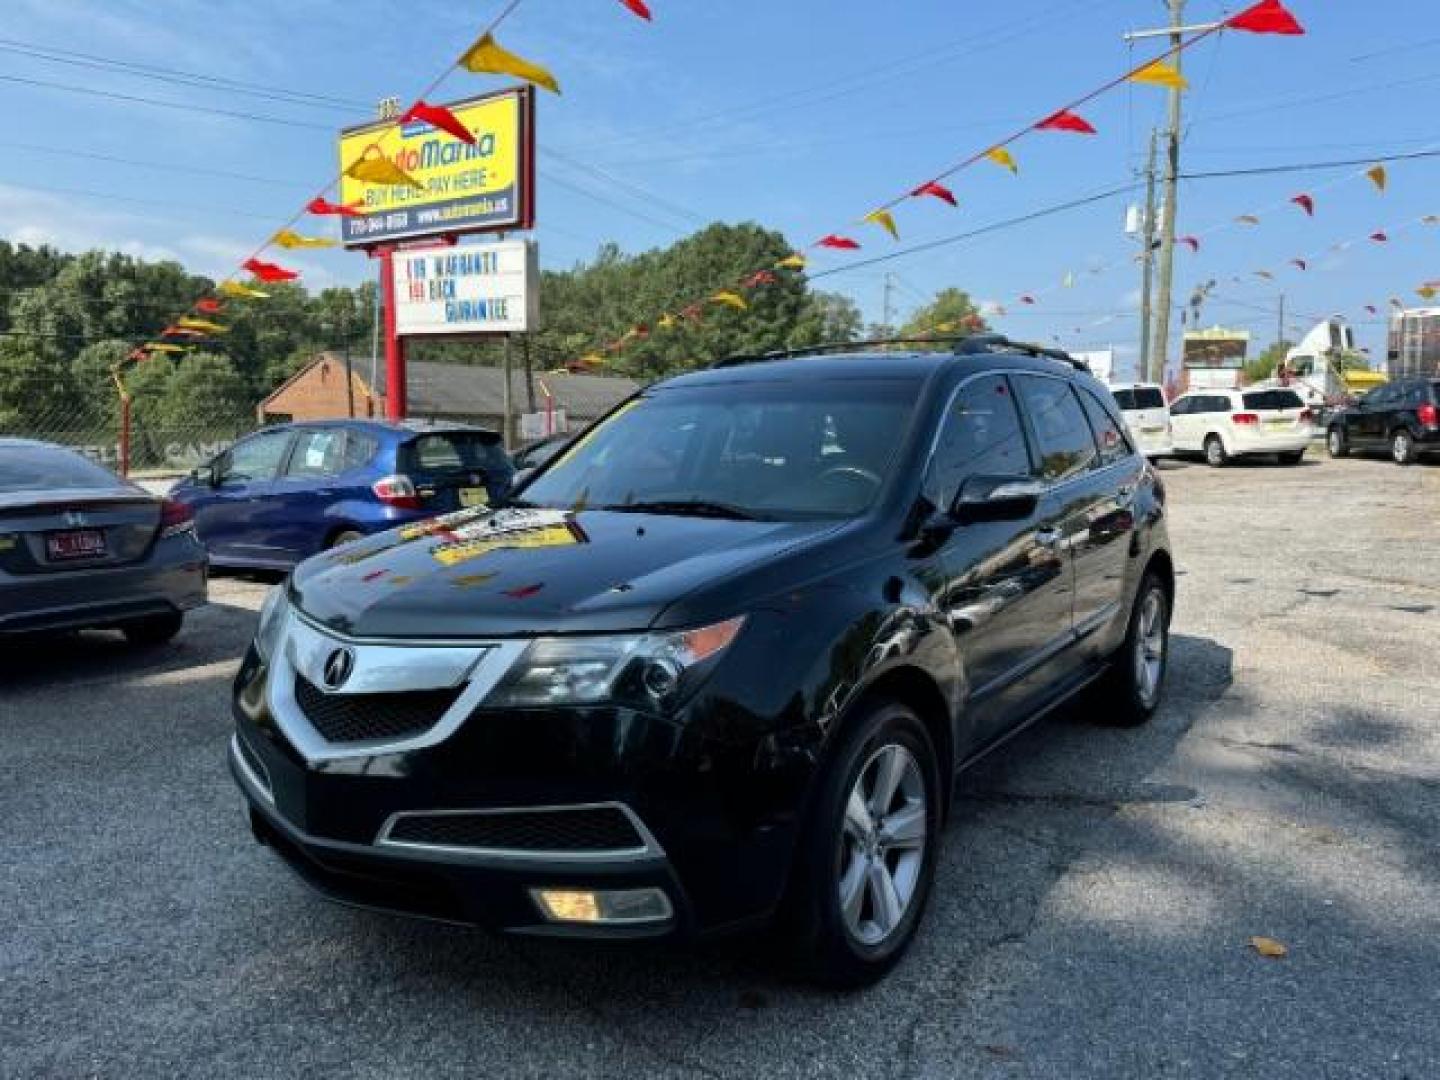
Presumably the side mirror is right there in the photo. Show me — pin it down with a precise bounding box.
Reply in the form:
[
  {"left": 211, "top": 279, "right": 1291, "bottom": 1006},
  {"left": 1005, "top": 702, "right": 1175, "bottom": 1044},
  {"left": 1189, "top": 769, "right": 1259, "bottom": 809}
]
[{"left": 951, "top": 475, "right": 1044, "bottom": 524}]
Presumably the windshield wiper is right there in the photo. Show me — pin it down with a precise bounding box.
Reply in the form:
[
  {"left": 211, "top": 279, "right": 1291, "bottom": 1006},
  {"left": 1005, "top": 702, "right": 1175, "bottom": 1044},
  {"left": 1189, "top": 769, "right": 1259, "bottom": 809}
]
[{"left": 600, "top": 499, "right": 769, "bottom": 521}]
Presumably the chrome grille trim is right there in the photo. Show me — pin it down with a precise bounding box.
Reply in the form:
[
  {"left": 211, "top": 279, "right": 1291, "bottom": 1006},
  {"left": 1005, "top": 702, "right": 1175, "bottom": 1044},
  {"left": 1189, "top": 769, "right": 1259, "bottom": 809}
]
[
  {"left": 265, "top": 608, "right": 527, "bottom": 764},
  {"left": 230, "top": 734, "right": 274, "bottom": 805},
  {"left": 375, "top": 802, "right": 666, "bottom": 863}
]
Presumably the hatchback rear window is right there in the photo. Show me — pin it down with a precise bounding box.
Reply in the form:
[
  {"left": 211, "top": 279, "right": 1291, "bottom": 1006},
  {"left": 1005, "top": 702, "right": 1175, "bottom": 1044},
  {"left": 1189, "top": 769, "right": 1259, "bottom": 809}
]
[
  {"left": 1113, "top": 388, "right": 1165, "bottom": 410},
  {"left": 401, "top": 432, "right": 509, "bottom": 477},
  {"left": 1242, "top": 390, "right": 1305, "bottom": 411},
  {"left": 0, "top": 444, "right": 121, "bottom": 493}
]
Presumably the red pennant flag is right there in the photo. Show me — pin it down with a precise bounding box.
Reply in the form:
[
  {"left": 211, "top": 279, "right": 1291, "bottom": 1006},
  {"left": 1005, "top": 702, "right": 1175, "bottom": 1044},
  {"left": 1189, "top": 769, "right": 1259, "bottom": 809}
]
[
  {"left": 307, "top": 196, "right": 363, "bottom": 218},
  {"left": 1291, "top": 258, "right": 1308, "bottom": 271},
  {"left": 1226, "top": 0, "right": 1305, "bottom": 35},
  {"left": 243, "top": 257, "right": 299, "bottom": 283},
  {"left": 911, "top": 180, "right": 957, "bottom": 207},
  {"left": 1020, "top": 295, "right": 1036, "bottom": 305},
  {"left": 817, "top": 234, "right": 860, "bottom": 250},
  {"left": 1036, "top": 109, "right": 1097, "bottom": 135},
  {"left": 618, "top": 0, "right": 653, "bottom": 17},
  {"left": 1364, "top": 305, "right": 1378, "bottom": 315},
  {"left": 743, "top": 270, "right": 778, "bottom": 287},
  {"left": 195, "top": 298, "right": 224, "bottom": 314},
  {"left": 401, "top": 100, "right": 475, "bottom": 145},
  {"left": 1370, "top": 231, "right": 1389, "bottom": 242},
  {"left": 1179, "top": 236, "right": 1200, "bottom": 253},
  {"left": 1291, "top": 193, "right": 1315, "bottom": 216}
]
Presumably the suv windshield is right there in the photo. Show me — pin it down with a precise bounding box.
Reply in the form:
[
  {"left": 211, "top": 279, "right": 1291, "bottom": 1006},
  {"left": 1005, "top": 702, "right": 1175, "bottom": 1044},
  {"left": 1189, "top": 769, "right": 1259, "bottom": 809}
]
[
  {"left": 520, "top": 378, "right": 923, "bottom": 520},
  {"left": 1113, "top": 387, "right": 1165, "bottom": 410}
]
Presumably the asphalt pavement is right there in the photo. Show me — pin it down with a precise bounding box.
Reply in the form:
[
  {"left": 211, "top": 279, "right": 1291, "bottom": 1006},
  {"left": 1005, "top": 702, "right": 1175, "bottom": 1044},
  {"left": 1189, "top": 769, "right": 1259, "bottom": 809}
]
[{"left": 2, "top": 454, "right": 1437, "bottom": 1078}]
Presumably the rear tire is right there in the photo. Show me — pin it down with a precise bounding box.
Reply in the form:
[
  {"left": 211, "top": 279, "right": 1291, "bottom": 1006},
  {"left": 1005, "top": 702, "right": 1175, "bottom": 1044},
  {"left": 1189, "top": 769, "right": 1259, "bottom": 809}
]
[
  {"left": 121, "top": 611, "right": 184, "bottom": 646},
  {"left": 1093, "top": 573, "right": 1170, "bottom": 728},
  {"left": 1279, "top": 450, "right": 1304, "bottom": 466},
  {"left": 1391, "top": 429, "right": 1417, "bottom": 466},
  {"left": 783, "top": 699, "right": 941, "bottom": 989},
  {"left": 1327, "top": 427, "right": 1348, "bottom": 458},
  {"left": 1204, "top": 435, "right": 1228, "bottom": 468}
]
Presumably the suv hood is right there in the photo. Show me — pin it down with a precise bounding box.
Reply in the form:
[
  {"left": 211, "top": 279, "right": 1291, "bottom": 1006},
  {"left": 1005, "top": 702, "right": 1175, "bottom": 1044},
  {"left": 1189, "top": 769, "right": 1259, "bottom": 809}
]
[{"left": 290, "top": 506, "right": 841, "bottom": 638}]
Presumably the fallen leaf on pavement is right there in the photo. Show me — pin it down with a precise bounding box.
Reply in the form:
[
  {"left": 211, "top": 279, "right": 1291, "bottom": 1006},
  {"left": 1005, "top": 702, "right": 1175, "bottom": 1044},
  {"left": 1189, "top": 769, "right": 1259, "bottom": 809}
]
[{"left": 1249, "top": 936, "right": 1288, "bottom": 958}]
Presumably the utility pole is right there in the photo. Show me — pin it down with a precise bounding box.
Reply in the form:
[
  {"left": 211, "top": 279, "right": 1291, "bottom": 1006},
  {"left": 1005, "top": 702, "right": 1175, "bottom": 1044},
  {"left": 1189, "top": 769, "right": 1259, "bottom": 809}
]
[
  {"left": 882, "top": 272, "right": 896, "bottom": 335},
  {"left": 1277, "top": 293, "right": 1286, "bottom": 346},
  {"left": 1139, "top": 129, "right": 1159, "bottom": 383},
  {"left": 1150, "top": 0, "right": 1185, "bottom": 387}
]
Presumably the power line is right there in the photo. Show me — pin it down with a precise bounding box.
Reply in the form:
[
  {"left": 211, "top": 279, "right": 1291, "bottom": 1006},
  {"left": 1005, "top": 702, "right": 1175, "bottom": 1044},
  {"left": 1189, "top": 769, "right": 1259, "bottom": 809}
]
[
  {"left": 0, "top": 73, "right": 334, "bottom": 130},
  {"left": 0, "top": 140, "right": 313, "bottom": 190},
  {"left": 0, "top": 178, "right": 281, "bottom": 223},
  {"left": 0, "top": 39, "right": 367, "bottom": 113},
  {"left": 1178, "top": 146, "right": 1440, "bottom": 180}
]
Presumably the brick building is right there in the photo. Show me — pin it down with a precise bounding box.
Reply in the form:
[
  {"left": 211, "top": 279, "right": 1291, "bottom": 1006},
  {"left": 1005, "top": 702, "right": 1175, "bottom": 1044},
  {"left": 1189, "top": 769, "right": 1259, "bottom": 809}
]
[{"left": 258, "top": 352, "right": 638, "bottom": 439}]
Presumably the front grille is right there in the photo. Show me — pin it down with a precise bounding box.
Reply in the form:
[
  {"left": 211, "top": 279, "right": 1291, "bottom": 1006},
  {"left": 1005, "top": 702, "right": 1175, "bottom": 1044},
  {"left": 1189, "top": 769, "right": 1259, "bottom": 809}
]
[
  {"left": 234, "top": 734, "right": 272, "bottom": 798},
  {"left": 384, "top": 806, "right": 646, "bottom": 853},
  {"left": 293, "top": 674, "right": 461, "bottom": 744}
]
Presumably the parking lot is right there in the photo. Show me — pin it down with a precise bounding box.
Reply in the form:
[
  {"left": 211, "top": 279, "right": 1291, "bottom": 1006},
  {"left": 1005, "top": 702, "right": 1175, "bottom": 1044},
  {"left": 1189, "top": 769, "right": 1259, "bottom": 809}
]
[{"left": 2, "top": 454, "right": 1437, "bottom": 1078}]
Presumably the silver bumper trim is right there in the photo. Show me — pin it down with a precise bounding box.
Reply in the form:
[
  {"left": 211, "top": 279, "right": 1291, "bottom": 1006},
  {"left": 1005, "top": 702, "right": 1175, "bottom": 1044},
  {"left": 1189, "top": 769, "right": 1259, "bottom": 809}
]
[{"left": 374, "top": 802, "right": 667, "bottom": 864}]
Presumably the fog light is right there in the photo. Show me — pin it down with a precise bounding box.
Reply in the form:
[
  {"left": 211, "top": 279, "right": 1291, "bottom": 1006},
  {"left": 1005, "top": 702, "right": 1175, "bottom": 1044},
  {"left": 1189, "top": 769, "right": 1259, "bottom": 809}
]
[{"left": 531, "top": 887, "right": 674, "bottom": 925}]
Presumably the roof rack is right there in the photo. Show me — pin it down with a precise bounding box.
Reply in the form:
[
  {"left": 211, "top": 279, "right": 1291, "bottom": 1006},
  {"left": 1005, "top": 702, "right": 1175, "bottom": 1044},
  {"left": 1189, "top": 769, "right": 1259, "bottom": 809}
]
[{"left": 712, "top": 333, "right": 1089, "bottom": 371}]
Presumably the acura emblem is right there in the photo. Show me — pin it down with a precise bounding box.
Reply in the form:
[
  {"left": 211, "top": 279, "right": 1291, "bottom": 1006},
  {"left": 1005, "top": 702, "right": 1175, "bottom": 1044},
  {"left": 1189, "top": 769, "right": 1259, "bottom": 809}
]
[{"left": 321, "top": 647, "right": 355, "bottom": 690}]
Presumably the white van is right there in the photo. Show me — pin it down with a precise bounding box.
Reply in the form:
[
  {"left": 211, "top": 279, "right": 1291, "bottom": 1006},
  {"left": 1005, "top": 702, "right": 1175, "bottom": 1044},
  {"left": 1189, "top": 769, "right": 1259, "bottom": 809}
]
[
  {"left": 1109, "top": 383, "right": 1173, "bottom": 459},
  {"left": 1169, "top": 387, "right": 1314, "bottom": 466}
]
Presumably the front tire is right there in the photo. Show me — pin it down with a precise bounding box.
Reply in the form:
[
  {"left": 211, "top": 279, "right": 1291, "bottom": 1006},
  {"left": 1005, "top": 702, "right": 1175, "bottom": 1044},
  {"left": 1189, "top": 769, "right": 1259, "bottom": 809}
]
[
  {"left": 1204, "top": 435, "right": 1228, "bottom": 468},
  {"left": 121, "top": 611, "right": 184, "bottom": 646},
  {"left": 785, "top": 700, "right": 940, "bottom": 989},
  {"left": 1094, "top": 573, "right": 1170, "bottom": 727},
  {"left": 1327, "top": 427, "right": 1348, "bottom": 458},
  {"left": 1391, "top": 429, "right": 1417, "bottom": 466}
]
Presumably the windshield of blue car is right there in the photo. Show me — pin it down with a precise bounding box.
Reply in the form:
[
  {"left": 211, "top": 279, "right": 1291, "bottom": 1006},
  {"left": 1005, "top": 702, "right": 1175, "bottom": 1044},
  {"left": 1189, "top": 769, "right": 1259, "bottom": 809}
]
[
  {"left": 519, "top": 378, "right": 924, "bottom": 520},
  {"left": 0, "top": 444, "right": 121, "bottom": 493}
]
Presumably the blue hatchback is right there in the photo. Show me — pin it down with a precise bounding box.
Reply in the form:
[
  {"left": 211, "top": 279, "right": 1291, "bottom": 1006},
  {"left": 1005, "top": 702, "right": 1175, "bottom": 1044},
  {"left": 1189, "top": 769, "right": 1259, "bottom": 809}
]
[{"left": 168, "top": 420, "right": 514, "bottom": 570}]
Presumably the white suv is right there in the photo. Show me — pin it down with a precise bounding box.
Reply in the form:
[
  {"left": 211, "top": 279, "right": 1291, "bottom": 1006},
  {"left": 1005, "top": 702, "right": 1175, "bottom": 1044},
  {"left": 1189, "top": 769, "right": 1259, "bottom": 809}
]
[
  {"left": 1170, "top": 387, "right": 1314, "bottom": 466},
  {"left": 1110, "top": 383, "right": 1173, "bottom": 459}
]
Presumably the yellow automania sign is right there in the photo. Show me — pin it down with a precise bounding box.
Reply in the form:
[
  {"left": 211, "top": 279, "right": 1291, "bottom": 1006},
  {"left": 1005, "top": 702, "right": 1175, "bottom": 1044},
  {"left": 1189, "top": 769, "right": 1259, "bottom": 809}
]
[{"left": 338, "top": 87, "right": 533, "bottom": 248}]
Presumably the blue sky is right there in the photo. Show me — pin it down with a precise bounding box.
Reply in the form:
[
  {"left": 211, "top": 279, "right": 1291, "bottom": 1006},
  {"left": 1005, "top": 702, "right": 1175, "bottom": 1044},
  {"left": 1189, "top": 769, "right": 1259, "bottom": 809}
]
[{"left": 1, "top": 0, "right": 1436, "bottom": 376}]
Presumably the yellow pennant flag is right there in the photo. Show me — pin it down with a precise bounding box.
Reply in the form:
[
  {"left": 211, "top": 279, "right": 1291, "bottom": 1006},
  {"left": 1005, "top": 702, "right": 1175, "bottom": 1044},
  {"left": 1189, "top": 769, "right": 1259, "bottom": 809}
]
[
  {"left": 711, "top": 291, "right": 748, "bottom": 311},
  {"left": 863, "top": 208, "right": 899, "bottom": 240},
  {"left": 219, "top": 281, "right": 269, "bottom": 300},
  {"left": 1366, "top": 164, "right": 1388, "bottom": 192},
  {"left": 933, "top": 322, "right": 956, "bottom": 333},
  {"left": 1130, "top": 60, "right": 1188, "bottom": 91},
  {"left": 144, "top": 343, "right": 188, "bottom": 355},
  {"left": 273, "top": 229, "right": 338, "bottom": 249},
  {"left": 777, "top": 252, "right": 807, "bottom": 270},
  {"left": 1418, "top": 286, "right": 1438, "bottom": 300},
  {"left": 459, "top": 32, "right": 561, "bottom": 94},
  {"left": 346, "top": 146, "right": 424, "bottom": 190},
  {"left": 176, "top": 317, "right": 228, "bottom": 334},
  {"left": 986, "top": 147, "right": 1019, "bottom": 174},
  {"left": 658, "top": 313, "right": 676, "bottom": 329}
]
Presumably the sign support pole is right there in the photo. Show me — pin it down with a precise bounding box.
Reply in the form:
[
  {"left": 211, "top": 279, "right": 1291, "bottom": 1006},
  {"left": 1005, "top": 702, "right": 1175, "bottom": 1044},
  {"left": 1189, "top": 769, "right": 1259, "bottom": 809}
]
[
  {"left": 378, "top": 244, "right": 406, "bottom": 420},
  {"left": 502, "top": 333, "right": 514, "bottom": 451}
]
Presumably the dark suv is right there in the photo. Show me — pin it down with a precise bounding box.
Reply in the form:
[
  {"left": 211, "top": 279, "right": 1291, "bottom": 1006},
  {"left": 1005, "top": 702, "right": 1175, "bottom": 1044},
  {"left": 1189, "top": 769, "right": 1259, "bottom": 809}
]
[
  {"left": 229, "top": 336, "right": 1173, "bottom": 986},
  {"left": 1327, "top": 377, "right": 1440, "bottom": 464}
]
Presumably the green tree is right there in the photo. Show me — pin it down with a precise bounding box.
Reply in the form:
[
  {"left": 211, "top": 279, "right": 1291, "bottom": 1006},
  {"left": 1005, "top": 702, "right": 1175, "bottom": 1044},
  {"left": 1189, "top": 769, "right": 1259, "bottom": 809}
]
[
  {"left": 1242, "top": 341, "right": 1292, "bottom": 384},
  {"left": 899, "top": 287, "right": 987, "bottom": 349}
]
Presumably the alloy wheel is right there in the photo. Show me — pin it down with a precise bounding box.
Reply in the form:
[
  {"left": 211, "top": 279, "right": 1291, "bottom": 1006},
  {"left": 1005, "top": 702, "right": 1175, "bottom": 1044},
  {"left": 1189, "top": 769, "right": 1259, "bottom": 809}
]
[
  {"left": 837, "top": 743, "right": 927, "bottom": 947},
  {"left": 1134, "top": 588, "right": 1167, "bottom": 709},
  {"left": 1393, "top": 432, "right": 1413, "bottom": 464},
  {"left": 1328, "top": 430, "right": 1343, "bottom": 457}
]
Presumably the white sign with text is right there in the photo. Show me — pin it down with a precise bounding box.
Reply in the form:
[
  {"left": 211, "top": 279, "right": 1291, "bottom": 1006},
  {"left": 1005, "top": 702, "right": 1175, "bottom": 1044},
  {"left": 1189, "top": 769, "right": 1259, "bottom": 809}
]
[{"left": 393, "top": 240, "right": 538, "bottom": 336}]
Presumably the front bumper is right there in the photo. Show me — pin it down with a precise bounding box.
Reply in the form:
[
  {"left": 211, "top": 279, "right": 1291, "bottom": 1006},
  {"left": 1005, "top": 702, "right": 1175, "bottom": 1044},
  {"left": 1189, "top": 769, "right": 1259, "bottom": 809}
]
[{"left": 0, "top": 536, "right": 206, "bottom": 634}]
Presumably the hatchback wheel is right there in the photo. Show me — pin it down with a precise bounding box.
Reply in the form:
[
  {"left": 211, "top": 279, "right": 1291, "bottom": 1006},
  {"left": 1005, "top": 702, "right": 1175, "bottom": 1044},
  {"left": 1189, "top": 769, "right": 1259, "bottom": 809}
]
[
  {"left": 1391, "top": 429, "right": 1416, "bottom": 465},
  {"left": 1327, "top": 427, "right": 1348, "bottom": 458},
  {"left": 1204, "top": 435, "right": 1228, "bottom": 468},
  {"left": 329, "top": 529, "right": 365, "bottom": 548},
  {"left": 1094, "top": 573, "right": 1169, "bottom": 727},
  {"left": 784, "top": 700, "right": 940, "bottom": 988}
]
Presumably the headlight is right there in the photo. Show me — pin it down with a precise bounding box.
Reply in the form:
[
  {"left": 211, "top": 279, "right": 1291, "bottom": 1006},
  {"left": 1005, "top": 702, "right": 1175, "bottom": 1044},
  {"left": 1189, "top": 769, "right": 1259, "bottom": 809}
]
[
  {"left": 254, "top": 584, "right": 289, "bottom": 661},
  {"left": 484, "top": 616, "right": 746, "bottom": 712}
]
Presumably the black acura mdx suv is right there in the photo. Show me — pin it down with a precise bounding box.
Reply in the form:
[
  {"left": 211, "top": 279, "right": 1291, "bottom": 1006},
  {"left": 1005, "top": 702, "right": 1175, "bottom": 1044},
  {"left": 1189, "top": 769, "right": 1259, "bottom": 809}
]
[{"left": 230, "top": 336, "right": 1174, "bottom": 986}]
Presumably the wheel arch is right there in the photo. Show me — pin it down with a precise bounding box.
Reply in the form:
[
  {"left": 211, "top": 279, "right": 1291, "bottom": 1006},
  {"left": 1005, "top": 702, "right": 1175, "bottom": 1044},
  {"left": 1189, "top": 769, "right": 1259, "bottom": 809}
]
[
  {"left": 1141, "top": 548, "right": 1175, "bottom": 614},
  {"left": 848, "top": 665, "right": 956, "bottom": 819}
]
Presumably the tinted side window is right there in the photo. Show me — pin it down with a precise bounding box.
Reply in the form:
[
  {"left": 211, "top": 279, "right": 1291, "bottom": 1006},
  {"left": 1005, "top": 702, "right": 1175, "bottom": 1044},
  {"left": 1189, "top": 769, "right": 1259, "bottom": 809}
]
[
  {"left": 285, "top": 429, "right": 347, "bottom": 479},
  {"left": 1013, "top": 375, "right": 1098, "bottom": 483},
  {"left": 1169, "top": 397, "right": 1192, "bottom": 416},
  {"left": 342, "top": 432, "right": 379, "bottom": 471},
  {"left": 222, "top": 431, "right": 290, "bottom": 482},
  {"left": 1111, "top": 388, "right": 1138, "bottom": 411},
  {"left": 925, "top": 374, "right": 1031, "bottom": 507},
  {"left": 1078, "top": 387, "right": 1132, "bottom": 468},
  {"left": 1133, "top": 387, "right": 1166, "bottom": 409}
]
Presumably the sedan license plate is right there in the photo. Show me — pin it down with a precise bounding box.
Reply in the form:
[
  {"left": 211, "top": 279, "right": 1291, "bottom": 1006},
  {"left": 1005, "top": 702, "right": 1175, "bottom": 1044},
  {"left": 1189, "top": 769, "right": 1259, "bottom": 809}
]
[
  {"left": 459, "top": 487, "right": 489, "bottom": 508},
  {"left": 46, "top": 528, "right": 106, "bottom": 561},
  {"left": 1265, "top": 418, "right": 1292, "bottom": 431}
]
